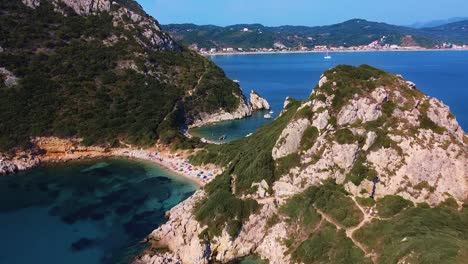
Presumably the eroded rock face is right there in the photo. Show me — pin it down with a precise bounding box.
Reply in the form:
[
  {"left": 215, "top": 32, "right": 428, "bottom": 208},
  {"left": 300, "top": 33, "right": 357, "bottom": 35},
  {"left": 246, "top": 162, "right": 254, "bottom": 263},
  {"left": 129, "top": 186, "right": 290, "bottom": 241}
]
[
  {"left": 250, "top": 90, "right": 270, "bottom": 110},
  {"left": 144, "top": 191, "right": 210, "bottom": 264},
  {"left": 337, "top": 97, "right": 382, "bottom": 125},
  {"left": 427, "top": 98, "right": 465, "bottom": 141},
  {"left": 272, "top": 118, "right": 311, "bottom": 160},
  {"left": 189, "top": 94, "right": 253, "bottom": 128}
]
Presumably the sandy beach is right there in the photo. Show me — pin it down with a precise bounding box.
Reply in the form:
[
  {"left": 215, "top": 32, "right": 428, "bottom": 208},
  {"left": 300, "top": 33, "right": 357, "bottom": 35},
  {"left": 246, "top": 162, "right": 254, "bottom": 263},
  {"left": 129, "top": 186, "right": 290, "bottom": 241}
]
[{"left": 111, "top": 147, "right": 221, "bottom": 187}]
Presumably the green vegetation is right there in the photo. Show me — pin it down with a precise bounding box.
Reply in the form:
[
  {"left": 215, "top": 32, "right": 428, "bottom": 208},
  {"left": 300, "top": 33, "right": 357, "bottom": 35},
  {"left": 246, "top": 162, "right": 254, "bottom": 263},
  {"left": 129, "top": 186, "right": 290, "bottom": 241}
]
[
  {"left": 356, "top": 197, "right": 376, "bottom": 207},
  {"left": 279, "top": 181, "right": 368, "bottom": 263},
  {"left": 317, "top": 65, "right": 388, "bottom": 112},
  {"left": 346, "top": 154, "right": 378, "bottom": 186},
  {"left": 163, "top": 18, "right": 468, "bottom": 49},
  {"left": 275, "top": 153, "right": 301, "bottom": 177},
  {"left": 420, "top": 115, "right": 446, "bottom": 134},
  {"left": 300, "top": 126, "right": 319, "bottom": 150},
  {"left": 292, "top": 223, "right": 371, "bottom": 264},
  {"left": 376, "top": 195, "right": 414, "bottom": 218},
  {"left": 295, "top": 105, "right": 313, "bottom": 120},
  {"left": 281, "top": 180, "right": 363, "bottom": 228},
  {"left": 195, "top": 189, "right": 259, "bottom": 238},
  {"left": 335, "top": 128, "right": 356, "bottom": 144},
  {"left": 0, "top": 1, "right": 242, "bottom": 151},
  {"left": 192, "top": 101, "right": 301, "bottom": 239},
  {"left": 355, "top": 204, "right": 468, "bottom": 263}
]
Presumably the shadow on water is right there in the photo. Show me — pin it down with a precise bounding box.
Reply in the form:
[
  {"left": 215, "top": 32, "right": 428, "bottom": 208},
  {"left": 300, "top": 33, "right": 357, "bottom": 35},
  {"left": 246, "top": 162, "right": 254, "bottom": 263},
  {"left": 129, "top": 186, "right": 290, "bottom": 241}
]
[{"left": 0, "top": 158, "right": 196, "bottom": 264}]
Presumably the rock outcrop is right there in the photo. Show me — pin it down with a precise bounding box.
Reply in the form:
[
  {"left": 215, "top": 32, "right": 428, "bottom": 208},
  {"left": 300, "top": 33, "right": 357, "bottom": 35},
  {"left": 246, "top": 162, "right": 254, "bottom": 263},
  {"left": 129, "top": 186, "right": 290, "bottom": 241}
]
[
  {"left": 189, "top": 93, "right": 253, "bottom": 128},
  {"left": 0, "top": 67, "right": 19, "bottom": 87},
  {"left": 250, "top": 90, "right": 270, "bottom": 110}
]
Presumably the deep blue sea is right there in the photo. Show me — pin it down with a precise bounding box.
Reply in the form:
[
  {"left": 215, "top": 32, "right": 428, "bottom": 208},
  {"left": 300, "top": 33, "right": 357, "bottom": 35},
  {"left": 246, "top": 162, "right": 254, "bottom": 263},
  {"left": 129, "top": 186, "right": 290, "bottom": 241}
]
[
  {"left": 0, "top": 159, "right": 196, "bottom": 264},
  {"left": 191, "top": 51, "right": 468, "bottom": 141}
]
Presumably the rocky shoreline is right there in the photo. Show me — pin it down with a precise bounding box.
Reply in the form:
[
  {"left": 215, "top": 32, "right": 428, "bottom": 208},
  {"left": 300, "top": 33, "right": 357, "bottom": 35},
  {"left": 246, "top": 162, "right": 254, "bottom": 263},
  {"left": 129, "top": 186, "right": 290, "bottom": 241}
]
[{"left": 189, "top": 90, "right": 270, "bottom": 128}]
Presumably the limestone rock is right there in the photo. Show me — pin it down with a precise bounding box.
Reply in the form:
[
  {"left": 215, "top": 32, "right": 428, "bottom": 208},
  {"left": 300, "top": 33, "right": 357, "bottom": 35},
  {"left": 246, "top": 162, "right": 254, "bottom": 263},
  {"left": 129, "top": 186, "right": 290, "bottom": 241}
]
[
  {"left": 337, "top": 97, "right": 382, "bottom": 126},
  {"left": 312, "top": 110, "right": 330, "bottom": 131},
  {"left": 0, "top": 68, "right": 19, "bottom": 87},
  {"left": 362, "top": 131, "right": 377, "bottom": 151},
  {"left": 318, "top": 75, "right": 328, "bottom": 88},
  {"left": 426, "top": 98, "right": 465, "bottom": 141},
  {"left": 272, "top": 118, "right": 311, "bottom": 160},
  {"left": 147, "top": 191, "right": 210, "bottom": 264},
  {"left": 189, "top": 93, "right": 252, "bottom": 128},
  {"left": 250, "top": 90, "right": 270, "bottom": 110}
]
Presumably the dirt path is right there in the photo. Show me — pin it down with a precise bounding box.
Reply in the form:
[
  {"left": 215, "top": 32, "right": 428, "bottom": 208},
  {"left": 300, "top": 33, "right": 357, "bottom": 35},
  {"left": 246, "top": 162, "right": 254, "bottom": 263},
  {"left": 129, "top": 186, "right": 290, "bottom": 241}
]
[{"left": 313, "top": 198, "right": 377, "bottom": 262}]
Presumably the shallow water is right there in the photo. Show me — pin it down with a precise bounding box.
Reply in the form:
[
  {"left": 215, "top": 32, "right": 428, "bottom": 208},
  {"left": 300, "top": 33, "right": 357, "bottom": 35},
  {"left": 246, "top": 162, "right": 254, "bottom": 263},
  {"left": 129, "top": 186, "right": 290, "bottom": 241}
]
[
  {"left": 0, "top": 158, "right": 197, "bottom": 264},
  {"left": 192, "top": 51, "right": 468, "bottom": 141}
]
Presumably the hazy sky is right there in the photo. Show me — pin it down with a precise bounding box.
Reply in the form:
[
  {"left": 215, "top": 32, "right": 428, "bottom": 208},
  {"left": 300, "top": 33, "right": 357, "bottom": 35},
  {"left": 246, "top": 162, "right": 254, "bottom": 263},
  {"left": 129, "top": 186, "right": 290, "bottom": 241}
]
[{"left": 137, "top": 0, "right": 468, "bottom": 26}]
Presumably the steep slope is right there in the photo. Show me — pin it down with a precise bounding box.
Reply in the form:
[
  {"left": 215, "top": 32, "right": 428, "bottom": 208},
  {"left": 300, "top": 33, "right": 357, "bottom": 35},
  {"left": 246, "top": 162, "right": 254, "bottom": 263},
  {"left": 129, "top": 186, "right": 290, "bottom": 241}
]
[
  {"left": 163, "top": 19, "right": 468, "bottom": 50},
  {"left": 137, "top": 65, "right": 467, "bottom": 264},
  {"left": 0, "top": 0, "right": 251, "bottom": 153}
]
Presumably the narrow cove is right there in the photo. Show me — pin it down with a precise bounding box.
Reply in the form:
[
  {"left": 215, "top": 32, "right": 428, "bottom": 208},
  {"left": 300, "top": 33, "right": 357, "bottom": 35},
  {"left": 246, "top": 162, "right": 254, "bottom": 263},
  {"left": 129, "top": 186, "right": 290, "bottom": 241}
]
[{"left": 0, "top": 158, "right": 197, "bottom": 264}]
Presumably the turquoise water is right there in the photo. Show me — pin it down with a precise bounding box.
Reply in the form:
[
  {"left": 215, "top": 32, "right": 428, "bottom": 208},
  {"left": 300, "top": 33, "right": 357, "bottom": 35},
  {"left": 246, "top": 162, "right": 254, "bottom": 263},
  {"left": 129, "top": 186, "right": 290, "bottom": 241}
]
[
  {"left": 0, "top": 159, "right": 197, "bottom": 264},
  {"left": 192, "top": 51, "right": 468, "bottom": 141}
]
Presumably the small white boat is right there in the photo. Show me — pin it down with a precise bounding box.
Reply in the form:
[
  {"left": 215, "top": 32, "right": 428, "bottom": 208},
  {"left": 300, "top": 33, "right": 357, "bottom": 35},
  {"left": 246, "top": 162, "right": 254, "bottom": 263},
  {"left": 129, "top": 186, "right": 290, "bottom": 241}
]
[
  {"left": 233, "top": 80, "right": 240, "bottom": 83},
  {"left": 263, "top": 114, "right": 272, "bottom": 119},
  {"left": 324, "top": 51, "right": 332, "bottom": 59},
  {"left": 269, "top": 110, "right": 274, "bottom": 114}
]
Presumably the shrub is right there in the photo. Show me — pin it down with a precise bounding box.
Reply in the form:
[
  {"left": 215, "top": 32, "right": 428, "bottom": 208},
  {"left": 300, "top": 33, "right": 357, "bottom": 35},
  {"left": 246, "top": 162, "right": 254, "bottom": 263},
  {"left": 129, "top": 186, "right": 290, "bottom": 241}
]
[
  {"left": 275, "top": 153, "right": 301, "bottom": 177},
  {"left": 354, "top": 206, "right": 468, "bottom": 263},
  {"left": 420, "top": 115, "right": 446, "bottom": 134},
  {"left": 300, "top": 126, "right": 319, "bottom": 150},
  {"left": 376, "top": 195, "right": 413, "bottom": 218},
  {"left": 347, "top": 154, "right": 378, "bottom": 186},
  {"left": 335, "top": 128, "right": 356, "bottom": 144}
]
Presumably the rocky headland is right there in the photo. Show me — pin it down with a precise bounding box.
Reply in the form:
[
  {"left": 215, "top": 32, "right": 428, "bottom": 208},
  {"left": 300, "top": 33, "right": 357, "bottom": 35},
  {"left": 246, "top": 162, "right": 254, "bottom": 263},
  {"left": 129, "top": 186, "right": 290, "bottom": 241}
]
[{"left": 135, "top": 65, "right": 467, "bottom": 264}]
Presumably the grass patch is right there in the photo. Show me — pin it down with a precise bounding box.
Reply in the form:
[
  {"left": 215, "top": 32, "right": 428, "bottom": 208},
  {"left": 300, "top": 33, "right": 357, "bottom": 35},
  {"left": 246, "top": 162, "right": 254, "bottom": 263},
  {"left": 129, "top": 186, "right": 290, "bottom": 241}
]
[
  {"left": 300, "top": 126, "right": 319, "bottom": 150},
  {"left": 376, "top": 195, "right": 414, "bottom": 218},
  {"left": 420, "top": 115, "right": 446, "bottom": 134},
  {"left": 354, "top": 205, "right": 468, "bottom": 263},
  {"left": 275, "top": 153, "right": 301, "bottom": 177},
  {"left": 194, "top": 189, "right": 259, "bottom": 238},
  {"left": 356, "top": 197, "right": 376, "bottom": 207},
  {"left": 335, "top": 128, "right": 356, "bottom": 144},
  {"left": 292, "top": 223, "right": 371, "bottom": 264},
  {"left": 281, "top": 180, "right": 363, "bottom": 228}
]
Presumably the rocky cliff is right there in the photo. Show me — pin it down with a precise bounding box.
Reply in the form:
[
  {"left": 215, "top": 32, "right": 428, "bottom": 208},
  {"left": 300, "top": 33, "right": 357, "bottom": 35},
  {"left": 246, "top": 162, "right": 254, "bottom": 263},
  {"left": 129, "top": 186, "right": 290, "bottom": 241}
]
[{"left": 137, "top": 65, "right": 468, "bottom": 264}]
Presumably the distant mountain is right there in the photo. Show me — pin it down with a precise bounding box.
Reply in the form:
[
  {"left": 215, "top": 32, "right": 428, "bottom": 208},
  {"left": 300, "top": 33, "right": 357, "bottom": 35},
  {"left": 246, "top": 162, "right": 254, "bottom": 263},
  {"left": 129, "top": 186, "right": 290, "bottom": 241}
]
[
  {"left": 422, "top": 20, "right": 468, "bottom": 44},
  {"left": 163, "top": 19, "right": 468, "bottom": 50},
  {"left": 409, "top": 17, "right": 468, "bottom": 28}
]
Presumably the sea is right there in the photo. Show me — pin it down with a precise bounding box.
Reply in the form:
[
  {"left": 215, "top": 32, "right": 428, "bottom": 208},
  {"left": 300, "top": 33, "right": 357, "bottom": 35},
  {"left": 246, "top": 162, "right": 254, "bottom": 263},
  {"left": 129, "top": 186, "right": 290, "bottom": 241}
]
[
  {"left": 191, "top": 51, "right": 468, "bottom": 142},
  {"left": 0, "top": 159, "right": 197, "bottom": 264}
]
